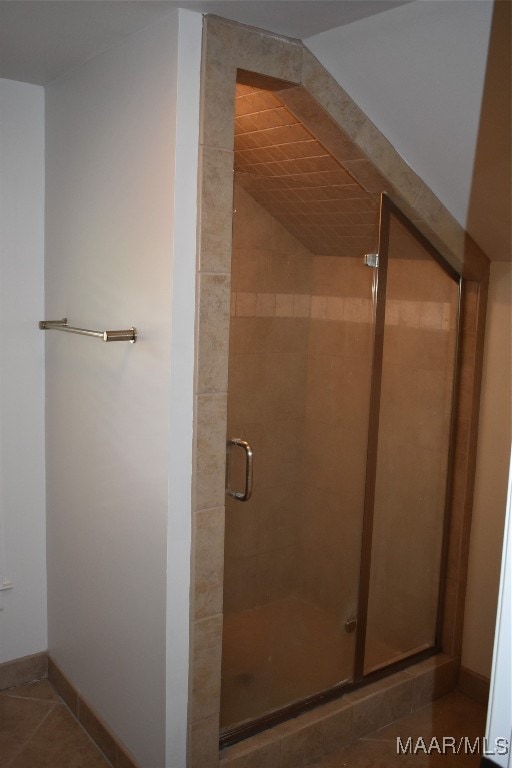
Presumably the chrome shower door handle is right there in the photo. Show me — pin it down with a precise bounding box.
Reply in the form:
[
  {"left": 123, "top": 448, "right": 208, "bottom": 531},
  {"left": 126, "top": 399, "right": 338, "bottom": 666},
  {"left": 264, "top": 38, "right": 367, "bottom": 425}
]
[{"left": 226, "top": 438, "right": 253, "bottom": 502}]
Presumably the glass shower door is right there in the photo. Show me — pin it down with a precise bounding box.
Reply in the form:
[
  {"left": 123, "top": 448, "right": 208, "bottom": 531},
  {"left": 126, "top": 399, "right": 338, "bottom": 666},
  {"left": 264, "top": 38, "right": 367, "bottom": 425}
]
[
  {"left": 363, "top": 195, "right": 460, "bottom": 673},
  {"left": 221, "top": 181, "right": 375, "bottom": 733}
]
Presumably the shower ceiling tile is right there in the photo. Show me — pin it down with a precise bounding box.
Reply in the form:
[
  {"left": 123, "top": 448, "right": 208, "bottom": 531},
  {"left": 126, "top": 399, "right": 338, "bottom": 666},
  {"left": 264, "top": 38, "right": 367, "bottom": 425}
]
[
  {"left": 275, "top": 140, "right": 328, "bottom": 161},
  {"left": 235, "top": 84, "right": 258, "bottom": 97},
  {"left": 233, "top": 133, "right": 256, "bottom": 151},
  {"left": 235, "top": 89, "right": 285, "bottom": 116},
  {"left": 247, "top": 123, "right": 313, "bottom": 149},
  {"left": 234, "top": 83, "right": 380, "bottom": 257},
  {"left": 235, "top": 109, "right": 299, "bottom": 134}
]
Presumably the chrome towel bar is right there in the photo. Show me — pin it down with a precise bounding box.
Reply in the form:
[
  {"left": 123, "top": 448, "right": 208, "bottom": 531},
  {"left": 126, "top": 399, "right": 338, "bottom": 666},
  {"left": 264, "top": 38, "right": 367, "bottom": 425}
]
[{"left": 39, "top": 318, "right": 137, "bottom": 343}]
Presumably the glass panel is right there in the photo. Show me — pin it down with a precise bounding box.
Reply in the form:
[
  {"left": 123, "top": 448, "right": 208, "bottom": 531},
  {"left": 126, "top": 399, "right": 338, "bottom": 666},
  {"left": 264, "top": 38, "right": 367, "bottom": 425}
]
[
  {"left": 364, "top": 206, "right": 459, "bottom": 674},
  {"left": 221, "top": 180, "right": 375, "bottom": 730}
]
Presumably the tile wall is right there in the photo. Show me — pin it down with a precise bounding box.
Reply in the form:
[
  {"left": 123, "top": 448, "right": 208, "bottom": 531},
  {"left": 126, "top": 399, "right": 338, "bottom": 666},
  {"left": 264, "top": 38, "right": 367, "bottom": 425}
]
[
  {"left": 226, "top": 182, "right": 376, "bottom": 626},
  {"left": 225, "top": 182, "right": 312, "bottom": 613},
  {"left": 366, "top": 247, "right": 460, "bottom": 670},
  {"left": 299, "top": 255, "right": 373, "bottom": 625}
]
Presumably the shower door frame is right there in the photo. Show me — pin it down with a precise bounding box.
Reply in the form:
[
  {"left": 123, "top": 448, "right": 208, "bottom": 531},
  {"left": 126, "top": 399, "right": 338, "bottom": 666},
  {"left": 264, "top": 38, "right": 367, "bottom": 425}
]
[
  {"left": 188, "top": 16, "right": 490, "bottom": 765},
  {"left": 353, "top": 192, "right": 463, "bottom": 681},
  {"left": 220, "top": 191, "right": 464, "bottom": 747}
]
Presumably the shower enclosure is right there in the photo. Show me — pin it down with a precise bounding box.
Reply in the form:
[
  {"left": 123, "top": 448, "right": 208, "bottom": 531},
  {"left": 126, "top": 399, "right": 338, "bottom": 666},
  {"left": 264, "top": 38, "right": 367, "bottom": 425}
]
[{"left": 220, "top": 82, "right": 460, "bottom": 744}]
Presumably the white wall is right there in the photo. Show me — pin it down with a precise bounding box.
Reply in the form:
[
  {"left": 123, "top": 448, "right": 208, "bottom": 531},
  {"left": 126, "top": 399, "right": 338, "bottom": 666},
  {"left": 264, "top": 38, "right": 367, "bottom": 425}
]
[
  {"left": 45, "top": 10, "right": 202, "bottom": 767},
  {"left": 484, "top": 449, "right": 511, "bottom": 768},
  {"left": 0, "top": 78, "right": 46, "bottom": 663},
  {"left": 304, "top": 0, "right": 493, "bottom": 229},
  {"left": 462, "top": 262, "right": 512, "bottom": 678},
  {"left": 166, "top": 10, "right": 202, "bottom": 767}
]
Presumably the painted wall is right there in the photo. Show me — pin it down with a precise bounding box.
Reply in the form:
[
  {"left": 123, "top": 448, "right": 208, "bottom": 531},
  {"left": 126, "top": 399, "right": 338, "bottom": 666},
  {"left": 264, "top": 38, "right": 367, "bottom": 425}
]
[
  {"left": 165, "top": 10, "right": 202, "bottom": 767},
  {"left": 45, "top": 10, "right": 201, "bottom": 767},
  {"left": 484, "top": 449, "right": 511, "bottom": 768},
  {"left": 462, "top": 262, "right": 511, "bottom": 678},
  {"left": 0, "top": 78, "right": 46, "bottom": 663},
  {"left": 304, "top": 0, "right": 493, "bottom": 230}
]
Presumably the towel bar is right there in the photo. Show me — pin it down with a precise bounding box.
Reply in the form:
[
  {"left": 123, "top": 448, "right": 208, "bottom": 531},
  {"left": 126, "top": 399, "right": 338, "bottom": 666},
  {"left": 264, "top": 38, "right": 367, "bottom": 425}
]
[{"left": 39, "top": 319, "right": 137, "bottom": 343}]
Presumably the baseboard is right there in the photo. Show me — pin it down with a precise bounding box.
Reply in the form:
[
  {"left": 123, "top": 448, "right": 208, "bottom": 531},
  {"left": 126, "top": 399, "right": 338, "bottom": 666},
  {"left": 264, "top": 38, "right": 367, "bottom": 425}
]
[
  {"left": 0, "top": 651, "right": 47, "bottom": 691},
  {"left": 458, "top": 666, "right": 490, "bottom": 707},
  {"left": 1, "top": 652, "right": 141, "bottom": 768},
  {"left": 47, "top": 656, "right": 140, "bottom": 768}
]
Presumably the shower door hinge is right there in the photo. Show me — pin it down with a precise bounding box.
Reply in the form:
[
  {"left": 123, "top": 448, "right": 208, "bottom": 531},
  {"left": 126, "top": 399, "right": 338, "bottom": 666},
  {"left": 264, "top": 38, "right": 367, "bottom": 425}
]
[
  {"left": 364, "top": 253, "right": 379, "bottom": 268},
  {"left": 345, "top": 618, "right": 357, "bottom": 633}
]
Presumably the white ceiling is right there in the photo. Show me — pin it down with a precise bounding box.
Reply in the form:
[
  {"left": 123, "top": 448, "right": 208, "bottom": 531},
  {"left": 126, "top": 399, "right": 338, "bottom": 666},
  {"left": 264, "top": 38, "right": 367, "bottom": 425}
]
[{"left": 0, "top": 0, "right": 410, "bottom": 85}]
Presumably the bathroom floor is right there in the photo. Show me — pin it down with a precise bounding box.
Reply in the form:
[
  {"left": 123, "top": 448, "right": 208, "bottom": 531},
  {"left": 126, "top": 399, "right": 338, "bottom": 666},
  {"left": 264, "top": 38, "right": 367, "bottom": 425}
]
[
  {"left": 0, "top": 679, "right": 110, "bottom": 768},
  {"left": 1, "top": 679, "right": 487, "bottom": 767},
  {"left": 307, "top": 690, "right": 487, "bottom": 767}
]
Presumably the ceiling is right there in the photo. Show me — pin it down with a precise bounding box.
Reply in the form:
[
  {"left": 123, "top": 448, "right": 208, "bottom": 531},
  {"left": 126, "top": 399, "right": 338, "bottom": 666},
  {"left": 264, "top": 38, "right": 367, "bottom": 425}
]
[
  {"left": 234, "top": 83, "right": 379, "bottom": 257},
  {"left": 0, "top": 0, "right": 410, "bottom": 86},
  {"left": 1, "top": 1, "right": 508, "bottom": 264},
  {"left": 233, "top": 84, "right": 435, "bottom": 263}
]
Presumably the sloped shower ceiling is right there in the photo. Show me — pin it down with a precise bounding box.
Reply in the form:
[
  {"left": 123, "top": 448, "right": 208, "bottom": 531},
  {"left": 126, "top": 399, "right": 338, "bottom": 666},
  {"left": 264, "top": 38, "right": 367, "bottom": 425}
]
[{"left": 234, "top": 84, "right": 379, "bottom": 257}]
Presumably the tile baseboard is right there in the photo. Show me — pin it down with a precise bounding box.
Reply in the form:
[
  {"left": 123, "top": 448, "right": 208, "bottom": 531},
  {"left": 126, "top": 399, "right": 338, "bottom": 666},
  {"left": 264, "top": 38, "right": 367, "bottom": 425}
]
[
  {"left": 48, "top": 656, "right": 140, "bottom": 768},
  {"left": 457, "top": 666, "right": 490, "bottom": 707}
]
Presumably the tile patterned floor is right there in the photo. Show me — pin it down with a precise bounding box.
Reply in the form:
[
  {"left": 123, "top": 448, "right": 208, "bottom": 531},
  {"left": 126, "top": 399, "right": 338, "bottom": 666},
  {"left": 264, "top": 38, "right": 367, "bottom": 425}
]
[
  {"left": 0, "top": 680, "right": 110, "bottom": 768},
  {"left": 221, "top": 597, "right": 354, "bottom": 728},
  {"left": 0, "top": 681, "right": 486, "bottom": 768}
]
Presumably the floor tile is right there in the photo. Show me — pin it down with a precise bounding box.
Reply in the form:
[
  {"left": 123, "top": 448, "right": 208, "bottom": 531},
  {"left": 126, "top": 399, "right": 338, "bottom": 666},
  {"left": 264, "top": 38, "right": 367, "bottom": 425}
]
[
  {"left": 307, "top": 736, "right": 482, "bottom": 767},
  {"left": 8, "top": 703, "right": 111, "bottom": 768},
  {"left": 308, "top": 692, "right": 486, "bottom": 767},
  {"left": 2, "top": 680, "right": 60, "bottom": 703},
  {"left": 363, "top": 691, "right": 486, "bottom": 743},
  {"left": 1, "top": 679, "right": 486, "bottom": 768},
  {"left": 0, "top": 694, "right": 54, "bottom": 767}
]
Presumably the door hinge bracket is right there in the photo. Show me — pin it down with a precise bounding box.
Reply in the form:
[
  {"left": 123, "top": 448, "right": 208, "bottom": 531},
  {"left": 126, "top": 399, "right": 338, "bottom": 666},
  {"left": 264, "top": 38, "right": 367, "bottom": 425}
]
[{"left": 364, "top": 253, "right": 379, "bottom": 268}]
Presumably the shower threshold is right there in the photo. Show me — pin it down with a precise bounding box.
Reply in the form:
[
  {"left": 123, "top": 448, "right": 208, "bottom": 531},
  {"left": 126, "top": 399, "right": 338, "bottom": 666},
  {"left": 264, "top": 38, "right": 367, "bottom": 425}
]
[{"left": 220, "top": 652, "right": 459, "bottom": 766}]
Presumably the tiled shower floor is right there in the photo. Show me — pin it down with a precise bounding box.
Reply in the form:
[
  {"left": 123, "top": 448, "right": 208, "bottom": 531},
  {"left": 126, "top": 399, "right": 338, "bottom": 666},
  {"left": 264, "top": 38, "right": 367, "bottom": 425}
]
[
  {"left": 221, "top": 596, "right": 408, "bottom": 730},
  {"left": 221, "top": 597, "right": 355, "bottom": 728}
]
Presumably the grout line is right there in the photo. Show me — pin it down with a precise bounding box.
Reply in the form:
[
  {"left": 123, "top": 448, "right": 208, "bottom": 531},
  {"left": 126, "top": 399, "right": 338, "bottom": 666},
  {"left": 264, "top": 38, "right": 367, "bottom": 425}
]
[
  {"left": 55, "top": 691, "right": 116, "bottom": 768},
  {"left": 4, "top": 701, "right": 57, "bottom": 768},
  {"left": 48, "top": 663, "right": 141, "bottom": 768},
  {"left": 0, "top": 691, "right": 59, "bottom": 703}
]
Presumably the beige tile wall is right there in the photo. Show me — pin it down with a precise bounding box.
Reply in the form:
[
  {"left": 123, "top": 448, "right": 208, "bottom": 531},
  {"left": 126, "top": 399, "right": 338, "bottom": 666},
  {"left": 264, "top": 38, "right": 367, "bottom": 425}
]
[
  {"left": 299, "top": 257, "right": 374, "bottom": 623},
  {"left": 225, "top": 182, "right": 312, "bottom": 613},
  {"left": 226, "top": 184, "right": 378, "bottom": 632},
  {"left": 366, "top": 248, "right": 460, "bottom": 669}
]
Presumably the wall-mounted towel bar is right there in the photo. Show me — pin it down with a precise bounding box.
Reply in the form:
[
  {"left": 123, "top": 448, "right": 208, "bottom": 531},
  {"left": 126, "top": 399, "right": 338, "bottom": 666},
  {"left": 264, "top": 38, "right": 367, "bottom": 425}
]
[{"left": 39, "top": 318, "right": 137, "bottom": 343}]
